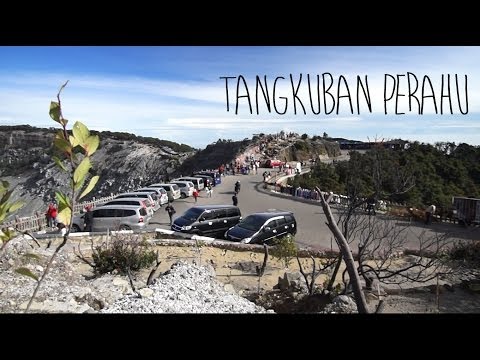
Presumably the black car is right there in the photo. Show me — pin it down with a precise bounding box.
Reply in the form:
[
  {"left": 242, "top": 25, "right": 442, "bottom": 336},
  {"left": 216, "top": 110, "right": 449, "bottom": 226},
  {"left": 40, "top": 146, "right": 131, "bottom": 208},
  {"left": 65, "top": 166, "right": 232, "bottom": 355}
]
[
  {"left": 225, "top": 210, "right": 297, "bottom": 244},
  {"left": 171, "top": 205, "right": 241, "bottom": 238}
]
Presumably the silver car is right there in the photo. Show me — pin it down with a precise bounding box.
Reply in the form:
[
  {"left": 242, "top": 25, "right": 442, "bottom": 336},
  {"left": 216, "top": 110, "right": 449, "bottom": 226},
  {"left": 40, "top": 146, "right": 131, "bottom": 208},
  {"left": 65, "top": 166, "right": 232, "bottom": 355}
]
[{"left": 71, "top": 204, "right": 149, "bottom": 232}]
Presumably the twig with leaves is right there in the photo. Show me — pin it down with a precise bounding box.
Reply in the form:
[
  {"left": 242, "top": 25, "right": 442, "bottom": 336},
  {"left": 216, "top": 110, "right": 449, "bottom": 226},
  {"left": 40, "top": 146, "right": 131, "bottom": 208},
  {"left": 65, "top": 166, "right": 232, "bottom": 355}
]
[{"left": 22, "top": 82, "right": 100, "bottom": 312}]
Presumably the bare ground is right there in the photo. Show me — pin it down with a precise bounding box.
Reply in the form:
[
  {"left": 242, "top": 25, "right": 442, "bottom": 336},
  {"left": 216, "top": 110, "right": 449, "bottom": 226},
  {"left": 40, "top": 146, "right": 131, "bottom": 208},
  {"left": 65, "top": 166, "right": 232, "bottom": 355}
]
[{"left": 1, "top": 237, "right": 480, "bottom": 313}]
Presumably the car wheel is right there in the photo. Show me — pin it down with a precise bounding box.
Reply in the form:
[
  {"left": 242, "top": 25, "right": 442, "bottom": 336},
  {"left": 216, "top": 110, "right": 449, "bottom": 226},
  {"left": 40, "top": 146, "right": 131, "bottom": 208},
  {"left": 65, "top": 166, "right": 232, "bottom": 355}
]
[
  {"left": 119, "top": 225, "right": 131, "bottom": 230},
  {"left": 71, "top": 224, "right": 81, "bottom": 233},
  {"left": 180, "top": 193, "right": 187, "bottom": 199}
]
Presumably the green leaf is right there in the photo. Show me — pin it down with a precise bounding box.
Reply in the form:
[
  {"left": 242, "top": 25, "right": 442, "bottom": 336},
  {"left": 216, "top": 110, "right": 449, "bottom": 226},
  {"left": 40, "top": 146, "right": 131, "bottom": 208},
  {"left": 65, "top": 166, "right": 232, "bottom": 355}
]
[
  {"left": 84, "top": 135, "right": 100, "bottom": 156},
  {"left": 15, "top": 267, "right": 39, "bottom": 281},
  {"left": 69, "top": 135, "right": 79, "bottom": 148},
  {"left": 57, "top": 207, "right": 72, "bottom": 226},
  {"left": 72, "top": 122, "right": 89, "bottom": 146},
  {"left": 0, "top": 180, "right": 9, "bottom": 193},
  {"left": 73, "top": 157, "right": 91, "bottom": 184},
  {"left": 52, "top": 156, "right": 67, "bottom": 171},
  {"left": 74, "top": 175, "right": 86, "bottom": 191},
  {"left": 55, "top": 191, "right": 71, "bottom": 210},
  {"left": 49, "top": 101, "right": 61, "bottom": 123},
  {"left": 7, "top": 201, "right": 23, "bottom": 213},
  {"left": 0, "top": 189, "right": 13, "bottom": 205},
  {"left": 54, "top": 138, "right": 71, "bottom": 154},
  {"left": 79, "top": 175, "right": 99, "bottom": 200},
  {"left": 0, "top": 227, "right": 15, "bottom": 242}
]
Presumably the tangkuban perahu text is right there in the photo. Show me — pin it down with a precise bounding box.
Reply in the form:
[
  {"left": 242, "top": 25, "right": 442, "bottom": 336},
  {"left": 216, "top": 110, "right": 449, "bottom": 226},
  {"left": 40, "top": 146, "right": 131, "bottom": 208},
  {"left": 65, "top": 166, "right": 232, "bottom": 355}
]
[{"left": 219, "top": 73, "right": 469, "bottom": 116}]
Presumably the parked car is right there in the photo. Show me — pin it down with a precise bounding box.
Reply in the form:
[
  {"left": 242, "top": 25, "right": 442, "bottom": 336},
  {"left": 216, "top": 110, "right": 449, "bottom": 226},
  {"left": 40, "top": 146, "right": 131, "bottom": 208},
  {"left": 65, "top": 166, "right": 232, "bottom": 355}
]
[
  {"left": 72, "top": 205, "right": 149, "bottom": 232},
  {"left": 225, "top": 210, "right": 297, "bottom": 244},
  {"left": 171, "top": 205, "right": 241, "bottom": 238},
  {"left": 135, "top": 188, "right": 169, "bottom": 206},
  {"left": 170, "top": 181, "right": 195, "bottom": 198},
  {"left": 149, "top": 183, "right": 181, "bottom": 202},
  {"left": 115, "top": 192, "right": 158, "bottom": 212},
  {"left": 101, "top": 198, "right": 153, "bottom": 218},
  {"left": 174, "top": 177, "right": 205, "bottom": 191}
]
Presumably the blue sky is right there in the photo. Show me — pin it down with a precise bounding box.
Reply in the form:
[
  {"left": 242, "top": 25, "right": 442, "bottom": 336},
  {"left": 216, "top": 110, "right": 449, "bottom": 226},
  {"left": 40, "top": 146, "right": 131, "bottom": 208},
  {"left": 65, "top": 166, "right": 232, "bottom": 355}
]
[{"left": 0, "top": 46, "right": 479, "bottom": 148}]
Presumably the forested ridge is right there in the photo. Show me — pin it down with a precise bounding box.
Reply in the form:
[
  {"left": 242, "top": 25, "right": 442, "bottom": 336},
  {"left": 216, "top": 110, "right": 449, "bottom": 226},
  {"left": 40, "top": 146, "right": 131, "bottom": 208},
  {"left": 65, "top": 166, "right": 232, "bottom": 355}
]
[{"left": 288, "top": 141, "right": 480, "bottom": 211}]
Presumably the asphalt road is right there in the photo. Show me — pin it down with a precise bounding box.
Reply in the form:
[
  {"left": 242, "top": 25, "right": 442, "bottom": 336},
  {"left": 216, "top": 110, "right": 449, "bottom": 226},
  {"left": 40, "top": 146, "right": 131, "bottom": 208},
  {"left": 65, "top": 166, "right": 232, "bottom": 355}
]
[{"left": 148, "top": 169, "right": 480, "bottom": 251}]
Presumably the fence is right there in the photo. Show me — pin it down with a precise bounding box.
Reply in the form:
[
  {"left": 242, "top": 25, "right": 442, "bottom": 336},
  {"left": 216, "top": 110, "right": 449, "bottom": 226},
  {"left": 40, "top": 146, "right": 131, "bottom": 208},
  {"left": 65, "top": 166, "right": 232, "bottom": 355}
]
[{"left": 3, "top": 194, "right": 117, "bottom": 233}]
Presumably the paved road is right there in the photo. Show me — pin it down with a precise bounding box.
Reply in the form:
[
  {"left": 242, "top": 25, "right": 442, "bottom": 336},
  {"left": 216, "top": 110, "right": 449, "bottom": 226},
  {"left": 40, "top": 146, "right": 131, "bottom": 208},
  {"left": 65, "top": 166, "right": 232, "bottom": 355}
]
[{"left": 149, "top": 169, "right": 480, "bottom": 251}]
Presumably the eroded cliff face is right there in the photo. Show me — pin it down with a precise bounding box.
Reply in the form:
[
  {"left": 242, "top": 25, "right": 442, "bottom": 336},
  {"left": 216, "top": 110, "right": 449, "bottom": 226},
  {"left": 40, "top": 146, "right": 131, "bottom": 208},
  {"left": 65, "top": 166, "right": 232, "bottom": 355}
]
[
  {"left": 1, "top": 127, "right": 342, "bottom": 219},
  {"left": 0, "top": 127, "right": 193, "bottom": 217}
]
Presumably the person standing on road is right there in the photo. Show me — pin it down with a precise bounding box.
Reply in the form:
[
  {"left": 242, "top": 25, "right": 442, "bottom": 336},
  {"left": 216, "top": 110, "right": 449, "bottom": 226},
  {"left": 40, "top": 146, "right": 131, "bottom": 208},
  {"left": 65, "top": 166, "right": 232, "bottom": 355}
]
[
  {"left": 234, "top": 181, "right": 241, "bottom": 194},
  {"left": 192, "top": 189, "right": 199, "bottom": 203},
  {"left": 232, "top": 193, "right": 238, "bottom": 206},
  {"left": 165, "top": 201, "right": 176, "bottom": 226},
  {"left": 425, "top": 204, "right": 436, "bottom": 224},
  {"left": 83, "top": 205, "right": 94, "bottom": 232}
]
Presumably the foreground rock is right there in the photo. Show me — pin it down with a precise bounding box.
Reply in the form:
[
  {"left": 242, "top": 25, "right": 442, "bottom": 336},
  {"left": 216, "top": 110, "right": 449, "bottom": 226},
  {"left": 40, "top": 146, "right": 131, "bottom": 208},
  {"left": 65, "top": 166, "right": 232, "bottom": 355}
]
[{"left": 102, "top": 262, "right": 271, "bottom": 313}]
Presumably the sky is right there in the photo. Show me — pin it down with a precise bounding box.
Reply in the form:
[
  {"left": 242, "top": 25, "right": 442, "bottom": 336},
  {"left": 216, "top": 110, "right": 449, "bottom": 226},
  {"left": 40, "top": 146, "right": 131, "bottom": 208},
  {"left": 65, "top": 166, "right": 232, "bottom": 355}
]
[{"left": 0, "top": 46, "right": 479, "bottom": 148}]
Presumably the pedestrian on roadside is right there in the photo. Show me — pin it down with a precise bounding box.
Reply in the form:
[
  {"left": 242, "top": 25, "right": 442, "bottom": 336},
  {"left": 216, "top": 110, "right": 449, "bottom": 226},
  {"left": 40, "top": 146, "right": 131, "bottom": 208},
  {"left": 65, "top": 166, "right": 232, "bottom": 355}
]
[
  {"left": 232, "top": 193, "right": 238, "bottom": 206},
  {"left": 193, "top": 189, "right": 199, "bottom": 203},
  {"left": 83, "top": 204, "right": 93, "bottom": 232},
  {"left": 425, "top": 204, "right": 436, "bottom": 225},
  {"left": 165, "top": 201, "right": 176, "bottom": 226}
]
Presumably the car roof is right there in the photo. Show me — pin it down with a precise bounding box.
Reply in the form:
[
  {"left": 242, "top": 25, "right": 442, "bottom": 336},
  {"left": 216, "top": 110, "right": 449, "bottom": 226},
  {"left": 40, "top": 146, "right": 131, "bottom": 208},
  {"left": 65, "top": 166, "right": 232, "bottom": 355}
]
[
  {"left": 246, "top": 211, "right": 295, "bottom": 220},
  {"left": 190, "top": 205, "right": 240, "bottom": 211},
  {"left": 93, "top": 204, "right": 144, "bottom": 210}
]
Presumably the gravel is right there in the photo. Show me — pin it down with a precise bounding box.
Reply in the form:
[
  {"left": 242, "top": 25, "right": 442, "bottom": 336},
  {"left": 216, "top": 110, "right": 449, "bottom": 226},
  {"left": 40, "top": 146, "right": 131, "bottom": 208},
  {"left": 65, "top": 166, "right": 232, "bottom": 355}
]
[{"left": 102, "top": 262, "right": 271, "bottom": 313}]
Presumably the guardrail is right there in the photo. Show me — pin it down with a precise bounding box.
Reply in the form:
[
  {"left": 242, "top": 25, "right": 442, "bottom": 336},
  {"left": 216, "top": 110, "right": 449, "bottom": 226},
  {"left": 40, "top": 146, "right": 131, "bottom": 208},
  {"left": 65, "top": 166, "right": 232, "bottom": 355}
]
[{"left": 3, "top": 194, "right": 117, "bottom": 233}]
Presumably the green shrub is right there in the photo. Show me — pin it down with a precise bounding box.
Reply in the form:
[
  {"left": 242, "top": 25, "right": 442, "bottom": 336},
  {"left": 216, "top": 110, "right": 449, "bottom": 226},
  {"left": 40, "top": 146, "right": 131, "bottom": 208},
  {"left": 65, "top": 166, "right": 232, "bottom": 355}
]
[
  {"left": 90, "top": 238, "right": 157, "bottom": 275},
  {"left": 270, "top": 234, "right": 298, "bottom": 267}
]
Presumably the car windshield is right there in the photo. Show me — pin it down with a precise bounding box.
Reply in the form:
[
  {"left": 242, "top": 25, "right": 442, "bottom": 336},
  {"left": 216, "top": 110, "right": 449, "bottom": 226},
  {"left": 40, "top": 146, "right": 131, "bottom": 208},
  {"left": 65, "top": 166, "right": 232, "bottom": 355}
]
[
  {"left": 238, "top": 215, "right": 266, "bottom": 231},
  {"left": 182, "top": 207, "right": 204, "bottom": 221}
]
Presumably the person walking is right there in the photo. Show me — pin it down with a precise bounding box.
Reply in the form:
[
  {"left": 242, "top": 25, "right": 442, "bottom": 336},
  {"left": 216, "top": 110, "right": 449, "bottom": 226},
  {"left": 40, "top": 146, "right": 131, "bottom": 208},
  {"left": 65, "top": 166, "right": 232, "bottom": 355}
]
[
  {"left": 165, "top": 201, "right": 176, "bottom": 226},
  {"left": 83, "top": 205, "right": 93, "bottom": 232},
  {"left": 232, "top": 193, "right": 238, "bottom": 206},
  {"left": 425, "top": 204, "right": 436, "bottom": 224},
  {"left": 234, "top": 180, "right": 241, "bottom": 194},
  {"left": 192, "top": 189, "right": 199, "bottom": 203},
  {"left": 206, "top": 184, "right": 213, "bottom": 197},
  {"left": 366, "top": 196, "right": 376, "bottom": 216}
]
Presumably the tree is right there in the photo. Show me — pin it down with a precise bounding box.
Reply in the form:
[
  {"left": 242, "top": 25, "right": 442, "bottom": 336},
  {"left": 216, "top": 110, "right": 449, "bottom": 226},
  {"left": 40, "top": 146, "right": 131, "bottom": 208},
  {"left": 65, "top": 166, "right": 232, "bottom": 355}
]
[
  {"left": 315, "top": 144, "right": 452, "bottom": 313},
  {"left": 23, "top": 82, "right": 100, "bottom": 311}
]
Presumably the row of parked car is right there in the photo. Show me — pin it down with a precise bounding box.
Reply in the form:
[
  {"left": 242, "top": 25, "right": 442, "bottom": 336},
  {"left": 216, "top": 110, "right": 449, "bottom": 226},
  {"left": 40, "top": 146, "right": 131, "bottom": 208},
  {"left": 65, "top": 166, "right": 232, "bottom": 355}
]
[
  {"left": 70, "top": 174, "right": 222, "bottom": 233},
  {"left": 69, "top": 171, "right": 298, "bottom": 245},
  {"left": 172, "top": 205, "right": 297, "bottom": 244}
]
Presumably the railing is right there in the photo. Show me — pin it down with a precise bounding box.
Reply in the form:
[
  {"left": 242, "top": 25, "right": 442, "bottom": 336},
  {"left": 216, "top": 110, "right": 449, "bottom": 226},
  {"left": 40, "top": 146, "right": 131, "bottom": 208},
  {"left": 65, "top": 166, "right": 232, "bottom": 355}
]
[{"left": 2, "top": 194, "right": 117, "bottom": 233}]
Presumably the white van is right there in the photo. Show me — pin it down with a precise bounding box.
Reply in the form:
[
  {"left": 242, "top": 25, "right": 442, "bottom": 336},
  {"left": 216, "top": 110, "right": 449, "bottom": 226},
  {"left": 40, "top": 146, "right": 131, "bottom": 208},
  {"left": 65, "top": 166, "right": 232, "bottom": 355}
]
[
  {"left": 149, "top": 183, "right": 181, "bottom": 202},
  {"left": 174, "top": 177, "right": 204, "bottom": 191}
]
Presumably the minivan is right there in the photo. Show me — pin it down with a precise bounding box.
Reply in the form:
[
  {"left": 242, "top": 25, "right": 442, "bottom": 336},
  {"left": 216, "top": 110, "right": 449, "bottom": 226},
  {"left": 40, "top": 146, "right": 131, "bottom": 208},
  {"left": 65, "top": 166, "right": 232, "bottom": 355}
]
[
  {"left": 174, "top": 177, "right": 204, "bottom": 191},
  {"left": 135, "top": 188, "right": 169, "bottom": 206},
  {"left": 149, "top": 184, "right": 181, "bottom": 202},
  {"left": 171, "top": 205, "right": 241, "bottom": 238},
  {"left": 225, "top": 210, "right": 297, "bottom": 244},
  {"left": 170, "top": 181, "right": 195, "bottom": 198},
  {"left": 115, "top": 192, "right": 158, "bottom": 212},
  {"left": 72, "top": 205, "right": 149, "bottom": 232},
  {"left": 101, "top": 198, "right": 153, "bottom": 218},
  {"left": 193, "top": 171, "right": 221, "bottom": 185}
]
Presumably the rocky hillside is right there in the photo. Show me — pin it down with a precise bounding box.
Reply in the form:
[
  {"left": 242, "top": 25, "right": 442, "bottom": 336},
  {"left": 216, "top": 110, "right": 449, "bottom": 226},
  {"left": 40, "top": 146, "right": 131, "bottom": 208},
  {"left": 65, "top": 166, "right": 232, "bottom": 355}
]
[
  {"left": 0, "top": 125, "right": 194, "bottom": 217},
  {"left": 1, "top": 127, "right": 342, "bottom": 219}
]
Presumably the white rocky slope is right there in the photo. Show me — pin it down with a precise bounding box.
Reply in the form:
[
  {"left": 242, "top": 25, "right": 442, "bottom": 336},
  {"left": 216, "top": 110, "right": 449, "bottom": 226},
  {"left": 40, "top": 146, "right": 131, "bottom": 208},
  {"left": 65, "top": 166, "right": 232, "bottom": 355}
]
[
  {"left": 0, "top": 237, "right": 269, "bottom": 314},
  {"left": 102, "top": 262, "right": 270, "bottom": 313}
]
